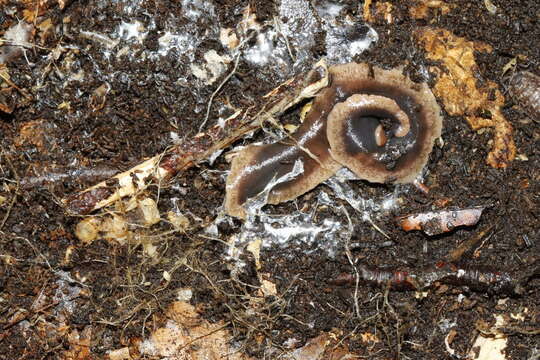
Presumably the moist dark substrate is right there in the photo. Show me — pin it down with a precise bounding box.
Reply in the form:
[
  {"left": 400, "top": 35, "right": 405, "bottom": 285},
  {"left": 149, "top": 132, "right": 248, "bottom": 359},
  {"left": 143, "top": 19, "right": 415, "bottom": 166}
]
[{"left": 1, "top": 0, "right": 539, "bottom": 358}]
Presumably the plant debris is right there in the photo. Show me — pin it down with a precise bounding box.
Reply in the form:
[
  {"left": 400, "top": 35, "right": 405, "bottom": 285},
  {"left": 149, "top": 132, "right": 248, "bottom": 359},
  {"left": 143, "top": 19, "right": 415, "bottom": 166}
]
[
  {"left": 397, "top": 206, "right": 486, "bottom": 236},
  {"left": 132, "top": 301, "right": 250, "bottom": 360},
  {"left": 415, "top": 27, "right": 517, "bottom": 168},
  {"left": 1, "top": 0, "right": 540, "bottom": 359}
]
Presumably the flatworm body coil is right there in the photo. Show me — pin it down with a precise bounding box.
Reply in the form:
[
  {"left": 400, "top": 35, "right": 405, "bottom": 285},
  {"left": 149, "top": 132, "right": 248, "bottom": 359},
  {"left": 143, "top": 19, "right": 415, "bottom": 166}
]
[{"left": 226, "top": 63, "right": 443, "bottom": 218}]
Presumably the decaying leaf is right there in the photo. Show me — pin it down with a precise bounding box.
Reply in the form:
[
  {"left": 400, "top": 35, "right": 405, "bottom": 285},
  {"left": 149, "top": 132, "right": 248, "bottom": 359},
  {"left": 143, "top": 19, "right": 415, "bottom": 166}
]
[
  {"left": 75, "top": 214, "right": 131, "bottom": 245},
  {"left": 58, "top": 0, "right": 73, "bottom": 10},
  {"left": 484, "top": 0, "right": 497, "bottom": 14},
  {"left": 100, "top": 214, "right": 129, "bottom": 244},
  {"left": 0, "top": 88, "right": 15, "bottom": 113},
  {"left": 502, "top": 58, "right": 517, "bottom": 76},
  {"left": 247, "top": 238, "right": 262, "bottom": 270},
  {"left": 363, "top": 0, "right": 395, "bottom": 23},
  {"left": 37, "top": 18, "right": 54, "bottom": 43},
  {"left": 90, "top": 83, "right": 110, "bottom": 111},
  {"left": 259, "top": 278, "right": 277, "bottom": 297},
  {"left": 17, "top": 0, "right": 72, "bottom": 22},
  {"left": 63, "top": 327, "right": 92, "bottom": 360},
  {"left": 397, "top": 206, "right": 485, "bottom": 236},
  {"left": 167, "top": 210, "right": 190, "bottom": 231},
  {"left": 360, "top": 332, "right": 380, "bottom": 344},
  {"left": 14, "top": 120, "right": 58, "bottom": 151},
  {"left": 281, "top": 333, "right": 352, "bottom": 360},
  {"left": 136, "top": 301, "right": 252, "bottom": 359},
  {"left": 107, "top": 347, "right": 131, "bottom": 360},
  {"left": 75, "top": 217, "right": 101, "bottom": 245},
  {"left": 409, "top": 0, "right": 455, "bottom": 19},
  {"left": 219, "top": 28, "right": 239, "bottom": 50},
  {"left": 470, "top": 335, "right": 507, "bottom": 360},
  {"left": 415, "top": 27, "right": 516, "bottom": 168},
  {"left": 362, "top": 0, "right": 374, "bottom": 22},
  {"left": 469, "top": 315, "right": 510, "bottom": 360},
  {"left": 114, "top": 302, "right": 357, "bottom": 360}
]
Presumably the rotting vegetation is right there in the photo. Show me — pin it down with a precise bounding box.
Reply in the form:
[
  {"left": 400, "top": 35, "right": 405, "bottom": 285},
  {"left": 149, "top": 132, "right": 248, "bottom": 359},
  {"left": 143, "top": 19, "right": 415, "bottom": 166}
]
[{"left": 1, "top": 0, "right": 540, "bottom": 359}]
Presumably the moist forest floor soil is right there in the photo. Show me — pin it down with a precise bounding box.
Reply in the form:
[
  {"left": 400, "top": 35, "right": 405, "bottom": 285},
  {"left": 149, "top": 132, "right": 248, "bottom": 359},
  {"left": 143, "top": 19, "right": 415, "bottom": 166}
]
[{"left": 1, "top": 0, "right": 539, "bottom": 359}]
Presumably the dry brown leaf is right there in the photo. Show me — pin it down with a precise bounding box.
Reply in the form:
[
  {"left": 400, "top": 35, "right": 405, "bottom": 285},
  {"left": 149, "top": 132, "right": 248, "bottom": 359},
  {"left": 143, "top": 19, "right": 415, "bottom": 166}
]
[
  {"left": 58, "top": 0, "right": 73, "bottom": 10},
  {"left": 22, "top": 9, "right": 38, "bottom": 23},
  {"left": 360, "top": 332, "right": 380, "bottom": 344},
  {"left": 415, "top": 27, "right": 516, "bottom": 168},
  {"left": 363, "top": 0, "right": 373, "bottom": 22},
  {"left": 37, "top": 18, "right": 54, "bottom": 44}
]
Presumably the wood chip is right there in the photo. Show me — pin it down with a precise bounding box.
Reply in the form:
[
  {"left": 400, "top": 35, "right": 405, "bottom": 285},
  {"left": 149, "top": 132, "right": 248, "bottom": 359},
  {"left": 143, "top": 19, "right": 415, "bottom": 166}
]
[{"left": 398, "top": 206, "right": 485, "bottom": 236}]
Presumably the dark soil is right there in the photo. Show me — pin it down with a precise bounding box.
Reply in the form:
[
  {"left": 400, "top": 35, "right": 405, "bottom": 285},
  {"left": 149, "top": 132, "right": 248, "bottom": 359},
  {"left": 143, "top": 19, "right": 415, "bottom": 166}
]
[{"left": 1, "top": 0, "right": 539, "bottom": 359}]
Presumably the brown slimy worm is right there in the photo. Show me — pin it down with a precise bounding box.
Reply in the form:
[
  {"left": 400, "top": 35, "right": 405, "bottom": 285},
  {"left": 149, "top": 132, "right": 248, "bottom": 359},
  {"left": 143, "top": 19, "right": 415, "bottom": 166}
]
[{"left": 226, "top": 63, "right": 443, "bottom": 218}]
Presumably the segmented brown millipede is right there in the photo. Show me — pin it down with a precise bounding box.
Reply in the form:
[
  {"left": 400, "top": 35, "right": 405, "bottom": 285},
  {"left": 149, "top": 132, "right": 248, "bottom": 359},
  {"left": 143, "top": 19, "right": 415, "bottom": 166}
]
[{"left": 508, "top": 71, "right": 540, "bottom": 122}]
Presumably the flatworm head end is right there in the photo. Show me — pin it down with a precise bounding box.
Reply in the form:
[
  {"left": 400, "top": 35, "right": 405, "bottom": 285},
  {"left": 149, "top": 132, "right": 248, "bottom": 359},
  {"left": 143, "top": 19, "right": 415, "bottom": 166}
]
[{"left": 326, "top": 63, "right": 442, "bottom": 184}]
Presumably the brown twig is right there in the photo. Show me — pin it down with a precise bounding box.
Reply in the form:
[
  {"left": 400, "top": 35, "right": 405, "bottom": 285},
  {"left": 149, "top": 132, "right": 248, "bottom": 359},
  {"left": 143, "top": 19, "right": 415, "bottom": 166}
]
[{"left": 445, "top": 225, "right": 494, "bottom": 262}]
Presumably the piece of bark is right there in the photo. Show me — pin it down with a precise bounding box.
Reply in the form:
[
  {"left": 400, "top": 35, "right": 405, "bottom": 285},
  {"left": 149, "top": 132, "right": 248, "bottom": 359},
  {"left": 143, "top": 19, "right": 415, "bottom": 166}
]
[{"left": 397, "top": 206, "right": 485, "bottom": 236}]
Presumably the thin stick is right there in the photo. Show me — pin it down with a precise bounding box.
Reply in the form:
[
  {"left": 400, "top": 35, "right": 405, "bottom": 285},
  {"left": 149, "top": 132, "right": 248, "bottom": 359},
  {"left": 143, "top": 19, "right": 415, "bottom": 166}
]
[
  {"left": 199, "top": 31, "right": 257, "bottom": 132},
  {"left": 0, "top": 155, "right": 19, "bottom": 231},
  {"left": 341, "top": 205, "right": 361, "bottom": 320},
  {"left": 273, "top": 16, "right": 295, "bottom": 63},
  {"left": 445, "top": 225, "right": 494, "bottom": 262},
  {"left": 199, "top": 51, "right": 242, "bottom": 133},
  {"left": 0, "top": 71, "right": 31, "bottom": 99}
]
